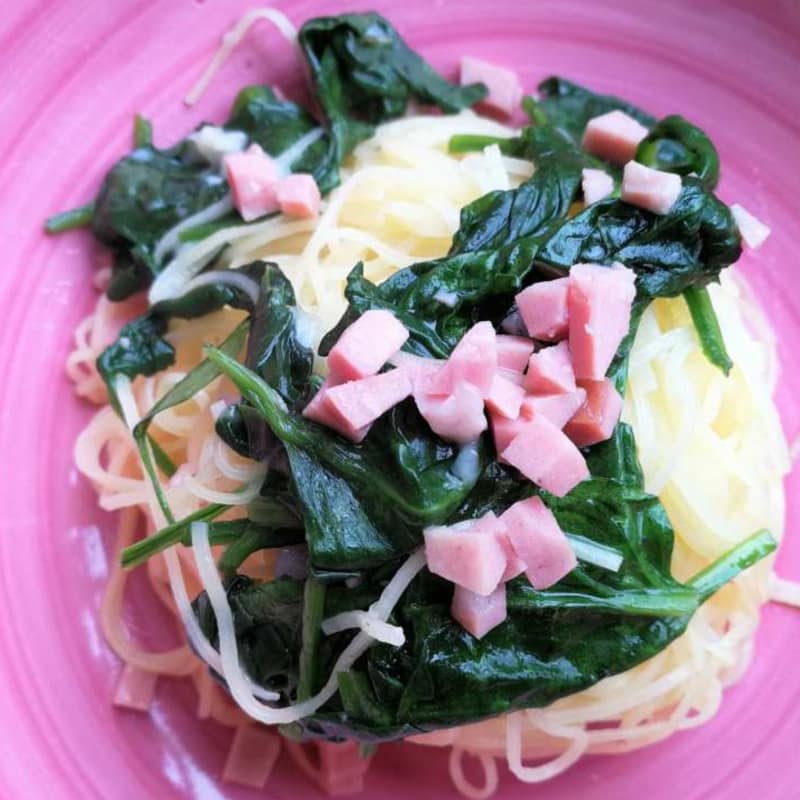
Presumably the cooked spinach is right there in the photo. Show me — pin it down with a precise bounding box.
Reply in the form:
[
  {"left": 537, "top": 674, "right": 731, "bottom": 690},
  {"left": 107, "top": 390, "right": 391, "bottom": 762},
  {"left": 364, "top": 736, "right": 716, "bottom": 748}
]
[{"left": 52, "top": 11, "right": 768, "bottom": 745}]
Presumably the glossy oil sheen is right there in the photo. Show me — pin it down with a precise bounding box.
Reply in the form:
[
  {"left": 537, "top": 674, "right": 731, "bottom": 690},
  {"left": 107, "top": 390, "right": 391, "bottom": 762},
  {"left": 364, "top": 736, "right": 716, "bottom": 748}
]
[{"left": 0, "top": 1, "right": 798, "bottom": 797}]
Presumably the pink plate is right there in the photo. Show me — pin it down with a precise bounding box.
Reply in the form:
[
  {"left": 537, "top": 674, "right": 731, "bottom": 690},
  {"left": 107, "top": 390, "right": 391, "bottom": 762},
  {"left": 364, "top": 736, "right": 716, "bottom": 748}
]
[{"left": 0, "top": 0, "right": 798, "bottom": 797}]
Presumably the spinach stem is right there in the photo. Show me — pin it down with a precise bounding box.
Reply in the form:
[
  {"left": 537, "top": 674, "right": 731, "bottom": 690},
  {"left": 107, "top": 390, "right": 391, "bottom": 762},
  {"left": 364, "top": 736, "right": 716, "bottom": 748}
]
[
  {"left": 447, "top": 134, "right": 516, "bottom": 155},
  {"left": 683, "top": 286, "right": 733, "bottom": 375},
  {"left": 687, "top": 529, "right": 776, "bottom": 601},
  {"left": 297, "top": 578, "right": 327, "bottom": 701},
  {"left": 44, "top": 202, "right": 94, "bottom": 234},
  {"left": 133, "top": 113, "right": 153, "bottom": 148},
  {"left": 509, "top": 586, "right": 699, "bottom": 617}
]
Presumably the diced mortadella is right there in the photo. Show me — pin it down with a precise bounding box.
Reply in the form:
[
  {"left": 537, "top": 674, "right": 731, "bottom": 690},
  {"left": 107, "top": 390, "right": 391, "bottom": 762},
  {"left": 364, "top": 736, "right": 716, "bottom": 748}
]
[
  {"left": 496, "top": 334, "right": 535, "bottom": 372},
  {"left": 582, "top": 110, "right": 649, "bottom": 165},
  {"left": 325, "top": 369, "right": 413, "bottom": 435},
  {"left": 426, "top": 321, "right": 498, "bottom": 396},
  {"left": 424, "top": 512, "right": 508, "bottom": 595},
  {"left": 500, "top": 414, "right": 589, "bottom": 497},
  {"left": 564, "top": 379, "right": 623, "bottom": 447},
  {"left": 388, "top": 351, "right": 444, "bottom": 387},
  {"left": 416, "top": 381, "right": 487, "bottom": 443},
  {"left": 113, "top": 665, "right": 158, "bottom": 712},
  {"left": 460, "top": 56, "right": 523, "bottom": 117},
  {"left": 302, "top": 378, "right": 370, "bottom": 443},
  {"left": 730, "top": 203, "right": 771, "bottom": 250},
  {"left": 485, "top": 373, "right": 526, "bottom": 420},
  {"left": 521, "top": 388, "right": 587, "bottom": 429},
  {"left": 582, "top": 168, "right": 614, "bottom": 205},
  {"left": 451, "top": 582, "right": 507, "bottom": 639},
  {"left": 524, "top": 340, "right": 576, "bottom": 395},
  {"left": 621, "top": 160, "right": 682, "bottom": 215},
  {"left": 568, "top": 262, "right": 637, "bottom": 381},
  {"left": 501, "top": 497, "right": 577, "bottom": 589},
  {"left": 224, "top": 144, "right": 281, "bottom": 222},
  {"left": 327, "top": 310, "right": 409, "bottom": 383},
  {"left": 276, "top": 173, "right": 321, "bottom": 218},
  {"left": 223, "top": 725, "right": 281, "bottom": 789},
  {"left": 490, "top": 409, "right": 533, "bottom": 453},
  {"left": 516, "top": 278, "right": 569, "bottom": 341},
  {"left": 495, "top": 525, "right": 527, "bottom": 582}
]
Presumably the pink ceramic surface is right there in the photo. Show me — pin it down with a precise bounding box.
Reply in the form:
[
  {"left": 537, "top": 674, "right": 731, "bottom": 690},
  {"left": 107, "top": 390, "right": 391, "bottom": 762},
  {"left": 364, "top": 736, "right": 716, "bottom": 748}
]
[{"left": 0, "top": 0, "right": 798, "bottom": 797}]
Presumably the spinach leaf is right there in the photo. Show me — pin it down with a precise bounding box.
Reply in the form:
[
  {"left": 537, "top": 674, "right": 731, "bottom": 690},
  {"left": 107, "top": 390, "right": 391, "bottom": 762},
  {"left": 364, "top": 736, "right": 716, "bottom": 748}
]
[
  {"left": 92, "top": 142, "right": 229, "bottom": 298},
  {"left": 636, "top": 115, "right": 720, "bottom": 190},
  {"left": 298, "top": 13, "right": 486, "bottom": 175},
  {"left": 533, "top": 76, "right": 655, "bottom": 144},
  {"left": 536, "top": 178, "right": 741, "bottom": 297}
]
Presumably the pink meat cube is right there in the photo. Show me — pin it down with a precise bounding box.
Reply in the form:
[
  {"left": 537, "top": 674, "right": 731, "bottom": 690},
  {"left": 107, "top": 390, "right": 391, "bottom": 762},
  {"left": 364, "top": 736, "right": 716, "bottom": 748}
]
[
  {"left": 494, "top": 524, "right": 527, "bottom": 582},
  {"left": 516, "top": 278, "right": 570, "bottom": 341},
  {"left": 325, "top": 369, "right": 412, "bottom": 435},
  {"left": 568, "top": 263, "right": 637, "bottom": 381},
  {"left": 582, "top": 167, "right": 614, "bottom": 205},
  {"left": 388, "top": 351, "right": 444, "bottom": 385},
  {"left": 497, "top": 367, "right": 526, "bottom": 387},
  {"left": 424, "top": 513, "right": 508, "bottom": 595},
  {"left": 730, "top": 203, "right": 770, "bottom": 250},
  {"left": 501, "top": 497, "right": 577, "bottom": 589},
  {"left": 327, "top": 310, "right": 409, "bottom": 383},
  {"left": 490, "top": 410, "right": 533, "bottom": 453},
  {"left": 416, "top": 380, "right": 487, "bottom": 443},
  {"left": 276, "top": 173, "right": 321, "bottom": 218},
  {"left": 426, "top": 321, "right": 498, "bottom": 397},
  {"left": 224, "top": 144, "right": 280, "bottom": 222},
  {"left": 582, "top": 110, "right": 649, "bottom": 165},
  {"left": 302, "top": 379, "right": 369, "bottom": 443},
  {"left": 485, "top": 373, "right": 526, "bottom": 420},
  {"left": 564, "top": 379, "right": 623, "bottom": 447},
  {"left": 222, "top": 725, "right": 281, "bottom": 789},
  {"left": 496, "top": 335, "right": 536, "bottom": 371},
  {"left": 525, "top": 340, "right": 576, "bottom": 395},
  {"left": 621, "top": 160, "right": 682, "bottom": 215},
  {"left": 451, "top": 582, "right": 507, "bottom": 639},
  {"left": 460, "top": 56, "right": 522, "bottom": 117},
  {"left": 113, "top": 665, "right": 158, "bottom": 712},
  {"left": 500, "top": 414, "right": 589, "bottom": 496},
  {"left": 521, "top": 388, "right": 587, "bottom": 429}
]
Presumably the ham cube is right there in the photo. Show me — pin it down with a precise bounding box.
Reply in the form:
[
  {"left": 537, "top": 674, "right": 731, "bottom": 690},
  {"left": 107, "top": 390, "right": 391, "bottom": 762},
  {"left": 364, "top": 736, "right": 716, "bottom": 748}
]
[
  {"left": 113, "top": 665, "right": 158, "bottom": 712},
  {"left": 496, "top": 335, "right": 536, "bottom": 372},
  {"left": 460, "top": 56, "right": 522, "bottom": 117},
  {"left": 416, "top": 381, "right": 487, "bottom": 443},
  {"left": 568, "top": 263, "right": 636, "bottom": 381},
  {"left": 388, "top": 351, "right": 443, "bottom": 387},
  {"left": 222, "top": 725, "right": 281, "bottom": 789},
  {"left": 327, "top": 310, "right": 409, "bottom": 383},
  {"left": 485, "top": 373, "right": 525, "bottom": 420},
  {"left": 582, "top": 168, "right": 614, "bottom": 205},
  {"left": 525, "top": 341, "right": 576, "bottom": 395},
  {"left": 224, "top": 144, "right": 280, "bottom": 222},
  {"left": 516, "top": 278, "right": 570, "bottom": 341},
  {"left": 564, "top": 379, "right": 623, "bottom": 447},
  {"left": 522, "top": 388, "right": 587, "bottom": 429},
  {"left": 276, "top": 173, "right": 321, "bottom": 218},
  {"left": 451, "top": 582, "right": 507, "bottom": 639},
  {"left": 325, "top": 369, "right": 412, "bottom": 435},
  {"left": 497, "top": 367, "right": 526, "bottom": 387},
  {"left": 302, "top": 379, "right": 369, "bottom": 443},
  {"left": 582, "top": 110, "right": 649, "bottom": 165},
  {"left": 501, "top": 497, "right": 577, "bottom": 589},
  {"left": 621, "top": 160, "right": 682, "bottom": 215},
  {"left": 424, "top": 513, "right": 507, "bottom": 595},
  {"left": 426, "top": 321, "right": 498, "bottom": 397},
  {"left": 730, "top": 203, "right": 770, "bottom": 250},
  {"left": 500, "top": 414, "right": 589, "bottom": 496},
  {"left": 490, "top": 409, "right": 533, "bottom": 453},
  {"left": 495, "top": 524, "right": 527, "bottom": 582}
]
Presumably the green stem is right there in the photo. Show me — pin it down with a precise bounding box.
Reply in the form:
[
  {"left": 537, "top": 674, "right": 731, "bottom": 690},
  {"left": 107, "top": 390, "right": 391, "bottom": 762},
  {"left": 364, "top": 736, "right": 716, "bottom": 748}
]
[
  {"left": 147, "top": 434, "right": 177, "bottom": 478},
  {"left": 447, "top": 134, "right": 517, "bottom": 155},
  {"left": 297, "top": 577, "right": 327, "bottom": 701},
  {"left": 508, "top": 586, "right": 700, "bottom": 617},
  {"left": 133, "top": 113, "right": 153, "bottom": 148},
  {"left": 683, "top": 286, "right": 733, "bottom": 375},
  {"left": 121, "top": 504, "right": 228, "bottom": 568},
  {"left": 217, "top": 524, "right": 305, "bottom": 576},
  {"left": 44, "top": 202, "right": 94, "bottom": 234},
  {"left": 688, "top": 529, "right": 776, "bottom": 602}
]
